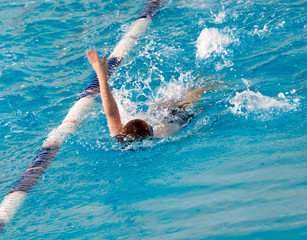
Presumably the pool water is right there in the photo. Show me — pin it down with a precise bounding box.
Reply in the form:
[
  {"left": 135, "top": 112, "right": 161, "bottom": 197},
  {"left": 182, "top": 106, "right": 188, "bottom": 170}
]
[{"left": 0, "top": 0, "right": 306, "bottom": 239}]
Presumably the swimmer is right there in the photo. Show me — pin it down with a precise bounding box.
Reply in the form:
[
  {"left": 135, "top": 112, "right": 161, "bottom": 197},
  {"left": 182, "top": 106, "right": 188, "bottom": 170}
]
[
  {"left": 87, "top": 49, "right": 153, "bottom": 141},
  {"left": 87, "top": 49, "right": 217, "bottom": 141}
]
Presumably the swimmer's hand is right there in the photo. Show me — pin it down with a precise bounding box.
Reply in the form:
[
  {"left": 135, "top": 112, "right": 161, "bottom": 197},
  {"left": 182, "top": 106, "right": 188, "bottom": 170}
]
[
  {"left": 87, "top": 49, "right": 123, "bottom": 136},
  {"left": 87, "top": 49, "right": 108, "bottom": 78}
]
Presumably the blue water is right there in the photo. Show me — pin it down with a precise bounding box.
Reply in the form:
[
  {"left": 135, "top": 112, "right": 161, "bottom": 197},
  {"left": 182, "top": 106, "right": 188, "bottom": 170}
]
[{"left": 0, "top": 0, "right": 306, "bottom": 239}]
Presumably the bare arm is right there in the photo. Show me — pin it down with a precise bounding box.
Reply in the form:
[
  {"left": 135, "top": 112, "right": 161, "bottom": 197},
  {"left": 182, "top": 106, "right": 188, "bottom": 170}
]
[
  {"left": 173, "top": 83, "right": 224, "bottom": 108},
  {"left": 87, "top": 49, "right": 123, "bottom": 136}
]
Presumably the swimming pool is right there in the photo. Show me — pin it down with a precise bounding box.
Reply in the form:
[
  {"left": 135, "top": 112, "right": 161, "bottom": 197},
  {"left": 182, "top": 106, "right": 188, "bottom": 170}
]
[{"left": 0, "top": 0, "right": 306, "bottom": 239}]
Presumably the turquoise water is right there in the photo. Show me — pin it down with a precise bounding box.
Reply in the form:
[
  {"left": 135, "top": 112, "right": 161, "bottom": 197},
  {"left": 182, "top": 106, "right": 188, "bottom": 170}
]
[{"left": 0, "top": 0, "right": 306, "bottom": 239}]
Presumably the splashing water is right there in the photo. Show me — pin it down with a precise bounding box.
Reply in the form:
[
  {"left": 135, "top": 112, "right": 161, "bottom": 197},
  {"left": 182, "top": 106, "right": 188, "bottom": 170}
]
[
  {"left": 196, "top": 28, "right": 234, "bottom": 59},
  {"left": 229, "top": 89, "right": 298, "bottom": 119},
  {"left": 0, "top": 0, "right": 306, "bottom": 239},
  {"left": 211, "top": 7, "right": 226, "bottom": 24},
  {"left": 196, "top": 27, "right": 238, "bottom": 70}
]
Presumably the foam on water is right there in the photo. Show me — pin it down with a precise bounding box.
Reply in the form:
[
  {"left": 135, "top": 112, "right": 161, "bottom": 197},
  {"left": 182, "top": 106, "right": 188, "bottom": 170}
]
[
  {"left": 229, "top": 88, "right": 299, "bottom": 120},
  {"left": 211, "top": 7, "right": 226, "bottom": 24},
  {"left": 196, "top": 27, "right": 238, "bottom": 70},
  {"left": 111, "top": 69, "right": 195, "bottom": 137},
  {"left": 0, "top": 0, "right": 306, "bottom": 239},
  {"left": 196, "top": 28, "right": 234, "bottom": 60}
]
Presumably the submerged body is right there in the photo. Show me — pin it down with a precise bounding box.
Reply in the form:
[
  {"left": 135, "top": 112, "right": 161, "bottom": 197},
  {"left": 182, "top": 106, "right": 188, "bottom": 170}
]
[{"left": 87, "top": 49, "right": 216, "bottom": 140}]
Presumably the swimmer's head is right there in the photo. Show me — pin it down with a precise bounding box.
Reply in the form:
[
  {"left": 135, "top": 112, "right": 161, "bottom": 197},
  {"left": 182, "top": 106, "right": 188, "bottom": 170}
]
[{"left": 116, "top": 119, "right": 153, "bottom": 143}]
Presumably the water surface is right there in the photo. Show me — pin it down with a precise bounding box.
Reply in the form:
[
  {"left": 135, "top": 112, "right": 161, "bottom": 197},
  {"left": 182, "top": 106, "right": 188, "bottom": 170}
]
[{"left": 0, "top": 0, "right": 306, "bottom": 239}]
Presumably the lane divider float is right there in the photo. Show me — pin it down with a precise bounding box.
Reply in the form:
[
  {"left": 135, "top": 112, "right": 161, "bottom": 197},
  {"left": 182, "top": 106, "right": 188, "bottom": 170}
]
[{"left": 0, "top": 0, "right": 163, "bottom": 232}]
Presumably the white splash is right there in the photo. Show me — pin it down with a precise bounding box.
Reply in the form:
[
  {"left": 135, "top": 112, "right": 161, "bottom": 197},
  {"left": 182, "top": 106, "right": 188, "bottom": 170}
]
[
  {"left": 278, "top": 92, "right": 285, "bottom": 99},
  {"left": 155, "top": 71, "right": 192, "bottom": 102},
  {"left": 196, "top": 28, "right": 234, "bottom": 59},
  {"left": 278, "top": 21, "right": 285, "bottom": 28},
  {"left": 229, "top": 89, "right": 298, "bottom": 119},
  {"left": 211, "top": 8, "right": 226, "bottom": 24},
  {"left": 250, "top": 24, "right": 268, "bottom": 36}
]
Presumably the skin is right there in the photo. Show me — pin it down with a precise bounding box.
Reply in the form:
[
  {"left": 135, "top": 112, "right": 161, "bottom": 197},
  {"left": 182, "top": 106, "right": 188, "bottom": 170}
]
[
  {"left": 87, "top": 49, "right": 123, "bottom": 136},
  {"left": 87, "top": 49, "right": 153, "bottom": 137},
  {"left": 87, "top": 49, "right": 220, "bottom": 138},
  {"left": 151, "top": 84, "right": 222, "bottom": 137}
]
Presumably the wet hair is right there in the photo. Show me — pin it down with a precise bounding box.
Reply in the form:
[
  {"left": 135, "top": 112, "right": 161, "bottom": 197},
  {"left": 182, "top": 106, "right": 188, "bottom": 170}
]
[{"left": 116, "top": 119, "right": 151, "bottom": 143}]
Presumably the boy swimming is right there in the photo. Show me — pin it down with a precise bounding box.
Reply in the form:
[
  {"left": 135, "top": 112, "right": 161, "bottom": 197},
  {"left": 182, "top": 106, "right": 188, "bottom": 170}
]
[
  {"left": 87, "top": 49, "right": 154, "bottom": 140},
  {"left": 87, "top": 49, "right": 214, "bottom": 141}
]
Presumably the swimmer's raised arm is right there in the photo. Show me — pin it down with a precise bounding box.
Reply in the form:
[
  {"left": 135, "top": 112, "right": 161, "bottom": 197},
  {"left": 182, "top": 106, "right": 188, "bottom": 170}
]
[{"left": 87, "top": 49, "right": 123, "bottom": 136}]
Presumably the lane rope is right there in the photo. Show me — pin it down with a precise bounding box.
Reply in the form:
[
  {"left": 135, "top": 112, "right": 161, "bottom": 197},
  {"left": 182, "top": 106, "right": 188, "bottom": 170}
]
[{"left": 0, "top": 0, "right": 163, "bottom": 232}]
